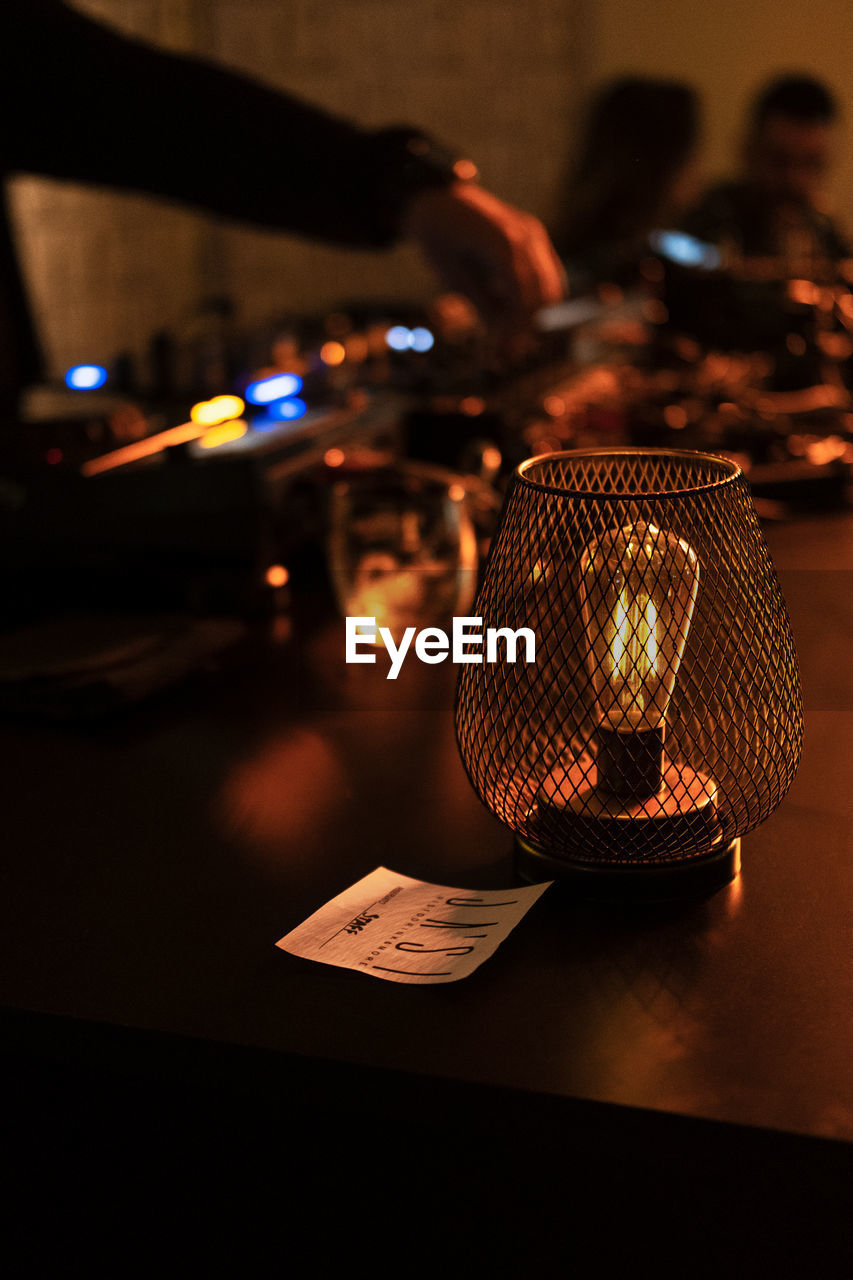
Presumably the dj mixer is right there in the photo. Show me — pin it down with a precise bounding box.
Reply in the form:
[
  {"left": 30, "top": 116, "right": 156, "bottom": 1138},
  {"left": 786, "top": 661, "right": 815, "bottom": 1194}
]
[
  {"left": 3, "top": 265, "right": 853, "bottom": 628},
  {"left": 0, "top": 300, "right": 575, "bottom": 621}
]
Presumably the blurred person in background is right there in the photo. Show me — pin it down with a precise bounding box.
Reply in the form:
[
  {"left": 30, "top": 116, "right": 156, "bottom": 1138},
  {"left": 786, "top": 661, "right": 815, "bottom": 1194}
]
[
  {"left": 683, "top": 74, "right": 849, "bottom": 262},
  {"left": 551, "top": 76, "right": 701, "bottom": 291}
]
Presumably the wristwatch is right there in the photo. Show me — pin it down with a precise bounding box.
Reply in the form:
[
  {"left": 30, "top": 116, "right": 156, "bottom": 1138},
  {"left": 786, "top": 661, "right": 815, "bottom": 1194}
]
[{"left": 368, "top": 126, "right": 479, "bottom": 241}]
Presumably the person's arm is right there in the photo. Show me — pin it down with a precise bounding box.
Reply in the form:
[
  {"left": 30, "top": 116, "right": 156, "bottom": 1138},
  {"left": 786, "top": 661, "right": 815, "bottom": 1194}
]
[
  {"left": 6, "top": 0, "right": 414, "bottom": 246},
  {"left": 6, "top": 1, "right": 564, "bottom": 326}
]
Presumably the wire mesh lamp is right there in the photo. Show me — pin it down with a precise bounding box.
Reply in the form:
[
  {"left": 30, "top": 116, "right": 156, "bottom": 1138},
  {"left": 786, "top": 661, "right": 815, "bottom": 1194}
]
[{"left": 455, "top": 449, "right": 803, "bottom": 900}]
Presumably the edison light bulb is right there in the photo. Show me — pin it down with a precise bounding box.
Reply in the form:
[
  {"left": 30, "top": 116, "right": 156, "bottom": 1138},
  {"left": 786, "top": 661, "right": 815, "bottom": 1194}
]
[{"left": 578, "top": 521, "right": 700, "bottom": 799}]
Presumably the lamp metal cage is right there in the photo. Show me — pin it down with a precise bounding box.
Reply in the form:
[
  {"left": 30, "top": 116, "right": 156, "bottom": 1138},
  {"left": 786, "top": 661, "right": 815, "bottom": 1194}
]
[{"left": 454, "top": 448, "right": 804, "bottom": 900}]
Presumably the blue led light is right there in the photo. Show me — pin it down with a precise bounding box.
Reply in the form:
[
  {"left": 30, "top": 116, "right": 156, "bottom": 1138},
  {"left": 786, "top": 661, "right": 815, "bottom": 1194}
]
[
  {"left": 385, "top": 325, "right": 412, "bottom": 352},
  {"left": 270, "top": 397, "right": 307, "bottom": 420},
  {"left": 253, "top": 397, "right": 308, "bottom": 430},
  {"left": 409, "top": 327, "right": 434, "bottom": 353},
  {"left": 649, "top": 230, "right": 721, "bottom": 270},
  {"left": 245, "top": 372, "right": 303, "bottom": 404},
  {"left": 65, "top": 363, "right": 108, "bottom": 390}
]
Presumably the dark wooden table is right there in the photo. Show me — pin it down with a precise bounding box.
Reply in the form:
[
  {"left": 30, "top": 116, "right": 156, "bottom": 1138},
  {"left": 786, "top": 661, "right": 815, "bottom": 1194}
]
[{"left": 2, "top": 510, "right": 852, "bottom": 1269}]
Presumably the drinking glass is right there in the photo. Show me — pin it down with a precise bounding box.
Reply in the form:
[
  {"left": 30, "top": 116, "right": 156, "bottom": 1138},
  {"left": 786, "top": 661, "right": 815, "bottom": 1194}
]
[{"left": 327, "top": 462, "right": 478, "bottom": 639}]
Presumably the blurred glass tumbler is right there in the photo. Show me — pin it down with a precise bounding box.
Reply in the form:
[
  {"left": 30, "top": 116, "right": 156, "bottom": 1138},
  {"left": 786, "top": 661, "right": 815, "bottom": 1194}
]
[
  {"left": 328, "top": 464, "right": 478, "bottom": 639},
  {"left": 455, "top": 448, "right": 804, "bottom": 901}
]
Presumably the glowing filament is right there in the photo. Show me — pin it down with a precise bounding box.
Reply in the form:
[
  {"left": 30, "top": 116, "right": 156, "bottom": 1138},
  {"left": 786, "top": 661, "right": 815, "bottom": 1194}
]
[
  {"left": 608, "top": 591, "right": 659, "bottom": 713},
  {"left": 580, "top": 522, "right": 699, "bottom": 733}
]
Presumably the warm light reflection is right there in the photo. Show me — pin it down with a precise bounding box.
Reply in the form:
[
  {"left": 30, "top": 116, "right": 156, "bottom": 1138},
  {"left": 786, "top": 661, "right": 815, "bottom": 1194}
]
[
  {"left": 197, "top": 420, "right": 248, "bottom": 449},
  {"left": 320, "top": 340, "right": 346, "bottom": 366},
  {"left": 82, "top": 420, "right": 203, "bottom": 476},
  {"left": 221, "top": 730, "right": 345, "bottom": 849},
  {"left": 324, "top": 447, "right": 345, "bottom": 467},
  {"left": 722, "top": 862, "right": 744, "bottom": 917},
  {"left": 460, "top": 395, "right": 485, "bottom": 416}
]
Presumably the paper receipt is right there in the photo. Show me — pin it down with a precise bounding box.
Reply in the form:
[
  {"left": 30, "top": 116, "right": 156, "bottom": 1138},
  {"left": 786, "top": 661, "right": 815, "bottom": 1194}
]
[{"left": 276, "top": 866, "right": 551, "bottom": 984}]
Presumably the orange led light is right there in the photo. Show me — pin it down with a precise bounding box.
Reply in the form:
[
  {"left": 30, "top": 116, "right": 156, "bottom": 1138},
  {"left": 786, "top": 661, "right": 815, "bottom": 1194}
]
[
  {"left": 191, "top": 395, "right": 245, "bottom": 426},
  {"left": 82, "top": 420, "right": 204, "bottom": 476},
  {"left": 197, "top": 419, "right": 248, "bottom": 449},
  {"left": 265, "top": 564, "right": 289, "bottom": 588},
  {"left": 453, "top": 159, "right": 479, "bottom": 182},
  {"left": 210, "top": 394, "right": 244, "bottom": 419},
  {"left": 191, "top": 400, "right": 221, "bottom": 426},
  {"left": 324, "top": 447, "right": 345, "bottom": 468},
  {"left": 320, "top": 341, "right": 346, "bottom": 366}
]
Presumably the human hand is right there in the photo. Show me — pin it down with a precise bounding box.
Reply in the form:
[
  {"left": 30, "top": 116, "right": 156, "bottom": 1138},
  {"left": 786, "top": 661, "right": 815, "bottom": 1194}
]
[{"left": 402, "top": 181, "right": 566, "bottom": 334}]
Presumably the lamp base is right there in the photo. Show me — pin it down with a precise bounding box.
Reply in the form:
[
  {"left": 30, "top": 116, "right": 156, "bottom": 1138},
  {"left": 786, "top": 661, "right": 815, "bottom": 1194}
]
[
  {"left": 529, "top": 758, "right": 724, "bottom": 860},
  {"left": 515, "top": 834, "right": 741, "bottom": 902}
]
